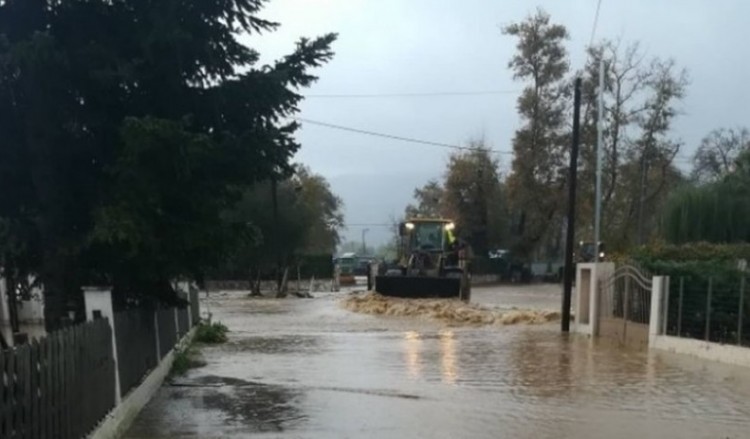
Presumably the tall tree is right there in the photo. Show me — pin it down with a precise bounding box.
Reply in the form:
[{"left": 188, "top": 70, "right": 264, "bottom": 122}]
[
  {"left": 691, "top": 127, "right": 750, "bottom": 183},
  {"left": 403, "top": 141, "right": 508, "bottom": 256},
  {"left": 502, "top": 9, "right": 570, "bottom": 259},
  {"left": 663, "top": 149, "right": 750, "bottom": 244},
  {"left": 221, "top": 166, "right": 343, "bottom": 292},
  {"left": 577, "top": 40, "right": 688, "bottom": 249},
  {"left": 0, "top": 0, "right": 336, "bottom": 328},
  {"left": 404, "top": 180, "right": 446, "bottom": 218},
  {"left": 442, "top": 143, "right": 505, "bottom": 256}
]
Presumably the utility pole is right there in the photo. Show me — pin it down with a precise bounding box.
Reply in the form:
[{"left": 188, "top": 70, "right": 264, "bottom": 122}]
[
  {"left": 562, "top": 78, "right": 582, "bottom": 333},
  {"left": 594, "top": 57, "right": 604, "bottom": 262},
  {"left": 361, "top": 228, "right": 369, "bottom": 255}
]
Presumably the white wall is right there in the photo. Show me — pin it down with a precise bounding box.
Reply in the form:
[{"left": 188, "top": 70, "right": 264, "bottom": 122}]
[{"left": 651, "top": 335, "right": 750, "bottom": 368}]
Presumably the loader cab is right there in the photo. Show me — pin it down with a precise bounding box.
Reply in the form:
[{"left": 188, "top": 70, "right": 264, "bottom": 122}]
[{"left": 399, "top": 219, "right": 456, "bottom": 254}]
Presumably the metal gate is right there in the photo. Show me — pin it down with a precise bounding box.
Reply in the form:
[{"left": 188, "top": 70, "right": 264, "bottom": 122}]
[{"left": 598, "top": 264, "right": 652, "bottom": 349}]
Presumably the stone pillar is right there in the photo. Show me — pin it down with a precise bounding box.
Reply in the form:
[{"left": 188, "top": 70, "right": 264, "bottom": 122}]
[
  {"left": 649, "top": 276, "right": 666, "bottom": 347},
  {"left": 574, "top": 262, "right": 614, "bottom": 336},
  {"left": 83, "top": 286, "right": 121, "bottom": 404}
]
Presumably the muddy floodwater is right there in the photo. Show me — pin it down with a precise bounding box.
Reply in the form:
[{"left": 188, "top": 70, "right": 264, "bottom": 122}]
[{"left": 126, "top": 285, "right": 750, "bottom": 438}]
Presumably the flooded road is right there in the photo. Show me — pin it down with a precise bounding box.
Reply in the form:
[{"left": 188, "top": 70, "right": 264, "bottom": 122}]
[{"left": 126, "top": 285, "right": 750, "bottom": 438}]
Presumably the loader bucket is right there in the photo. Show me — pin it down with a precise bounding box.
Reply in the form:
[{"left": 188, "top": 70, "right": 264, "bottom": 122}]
[{"left": 374, "top": 275, "right": 461, "bottom": 299}]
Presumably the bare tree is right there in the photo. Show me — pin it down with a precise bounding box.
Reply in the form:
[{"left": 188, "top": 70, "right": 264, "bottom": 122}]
[
  {"left": 578, "top": 41, "right": 688, "bottom": 248},
  {"left": 691, "top": 127, "right": 750, "bottom": 183}
]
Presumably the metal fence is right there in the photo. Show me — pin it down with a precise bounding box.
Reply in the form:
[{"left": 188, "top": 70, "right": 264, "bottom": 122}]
[
  {"left": 114, "top": 309, "right": 158, "bottom": 396},
  {"left": 0, "top": 319, "right": 116, "bottom": 439},
  {"left": 665, "top": 274, "right": 750, "bottom": 346},
  {"left": 599, "top": 265, "right": 652, "bottom": 324}
]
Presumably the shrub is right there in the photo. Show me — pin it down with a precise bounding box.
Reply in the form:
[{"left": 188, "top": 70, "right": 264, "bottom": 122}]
[
  {"left": 170, "top": 346, "right": 207, "bottom": 376},
  {"left": 195, "top": 321, "right": 229, "bottom": 344},
  {"left": 171, "top": 349, "right": 192, "bottom": 376},
  {"left": 626, "top": 242, "right": 749, "bottom": 344}
]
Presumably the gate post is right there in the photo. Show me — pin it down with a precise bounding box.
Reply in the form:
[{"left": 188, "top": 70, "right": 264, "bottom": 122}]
[
  {"left": 83, "top": 286, "right": 122, "bottom": 404},
  {"left": 649, "top": 276, "right": 666, "bottom": 347}
]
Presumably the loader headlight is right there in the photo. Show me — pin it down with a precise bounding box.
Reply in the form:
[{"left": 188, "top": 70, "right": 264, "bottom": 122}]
[
  {"left": 444, "top": 222, "right": 455, "bottom": 231},
  {"left": 405, "top": 222, "right": 415, "bottom": 230}
]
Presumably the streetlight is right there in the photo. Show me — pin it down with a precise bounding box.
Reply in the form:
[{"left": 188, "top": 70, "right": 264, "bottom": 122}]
[{"left": 361, "top": 228, "right": 370, "bottom": 255}]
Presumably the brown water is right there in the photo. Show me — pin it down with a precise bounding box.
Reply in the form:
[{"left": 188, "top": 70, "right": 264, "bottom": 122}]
[
  {"left": 342, "top": 291, "right": 560, "bottom": 325},
  {"left": 126, "top": 286, "right": 750, "bottom": 439}
]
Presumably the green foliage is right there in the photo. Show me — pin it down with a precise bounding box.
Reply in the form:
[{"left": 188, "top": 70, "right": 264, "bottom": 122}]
[
  {"left": 0, "top": 1, "right": 336, "bottom": 327},
  {"left": 170, "top": 346, "right": 201, "bottom": 376},
  {"left": 219, "top": 166, "right": 343, "bottom": 278},
  {"left": 195, "top": 321, "right": 229, "bottom": 344},
  {"left": 662, "top": 149, "right": 750, "bottom": 245},
  {"left": 170, "top": 349, "right": 191, "bottom": 376},
  {"left": 297, "top": 254, "right": 334, "bottom": 279},
  {"left": 502, "top": 9, "right": 570, "bottom": 259},
  {"left": 442, "top": 143, "right": 506, "bottom": 256},
  {"left": 628, "top": 242, "right": 749, "bottom": 343},
  {"left": 629, "top": 242, "right": 750, "bottom": 265}
]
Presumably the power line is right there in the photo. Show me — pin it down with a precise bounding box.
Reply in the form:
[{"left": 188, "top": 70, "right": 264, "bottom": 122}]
[
  {"left": 291, "top": 117, "right": 514, "bottom": 155},
  {"left": 304, "top": 90, "right": 521, "bottom": 99}
]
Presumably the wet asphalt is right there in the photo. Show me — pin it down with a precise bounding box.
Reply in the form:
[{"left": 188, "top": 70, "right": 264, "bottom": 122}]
[{"left": 125, "top": 284, "right": 750, "bottom": 439}]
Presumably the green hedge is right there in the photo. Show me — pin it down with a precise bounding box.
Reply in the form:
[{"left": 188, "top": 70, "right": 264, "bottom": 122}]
[
  {"left": 629, "top": 242, "right": 750, "bottom": 264},
  {"left": 627, "top": 242, "right": 749, "bottom": 344}
]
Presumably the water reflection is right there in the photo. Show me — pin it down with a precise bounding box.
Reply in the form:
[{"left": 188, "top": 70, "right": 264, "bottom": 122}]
[
  {"left": 403, "top": 330, "right": 422, "bottom": 379},
  {"left": 439, "top": 329, "right": 458, "bottom": 384}
]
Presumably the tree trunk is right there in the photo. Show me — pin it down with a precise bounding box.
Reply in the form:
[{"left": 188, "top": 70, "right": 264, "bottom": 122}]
[
  {"left": 248, "top": 268, "right": 262, "bottom": 296},
  {"left": 296, "top": 265, "right": 301, "bottom": 294},
  {"left": 276, "top": 267, "right": 289, "bottom": 298}
]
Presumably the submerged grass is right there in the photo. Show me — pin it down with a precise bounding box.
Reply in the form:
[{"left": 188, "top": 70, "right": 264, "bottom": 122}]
[
  {"left": 195, "top": 321, "right": 229, "bottom": 344},
  {"left": 170, "top": 346, "right": 207, "bottom": 376}
]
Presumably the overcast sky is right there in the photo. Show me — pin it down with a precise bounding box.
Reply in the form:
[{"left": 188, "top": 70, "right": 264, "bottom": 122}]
[{"left": 250, "top": 0, "right": 750, "bottom": 249}]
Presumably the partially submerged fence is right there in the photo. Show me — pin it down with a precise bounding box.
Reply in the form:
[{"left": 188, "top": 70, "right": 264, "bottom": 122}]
[
  {"left": 0, "top": 319, "right": 116, "bottom": 439},
  {"left": 0, "top": 289, "right": 202, "bottom": 438},
  {"left": 114, "top": 308, "right": 158, "bottom": 397},
  {"left": 156, "top": 308, "right": 177, "bottom": 360},
  {"left": 664, "top": 274, "right": 750, "bottom": 346},
  {"left": 596, "top": 264, "right": 653, "bottom": 348}
]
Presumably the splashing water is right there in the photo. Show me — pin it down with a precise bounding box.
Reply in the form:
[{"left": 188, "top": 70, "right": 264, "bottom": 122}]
[{"left": 341, "top": 292, "right": 560, "bottom": 326}]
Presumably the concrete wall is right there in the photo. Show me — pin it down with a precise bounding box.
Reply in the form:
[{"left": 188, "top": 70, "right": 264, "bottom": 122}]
[{"left": 651, "top": 335, "right": 750, "bottom": 368}]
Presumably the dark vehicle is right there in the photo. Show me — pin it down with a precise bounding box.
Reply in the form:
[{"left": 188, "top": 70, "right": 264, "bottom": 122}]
[{"left": 577, "top": 241, "right": 606, "bottom": 263}]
